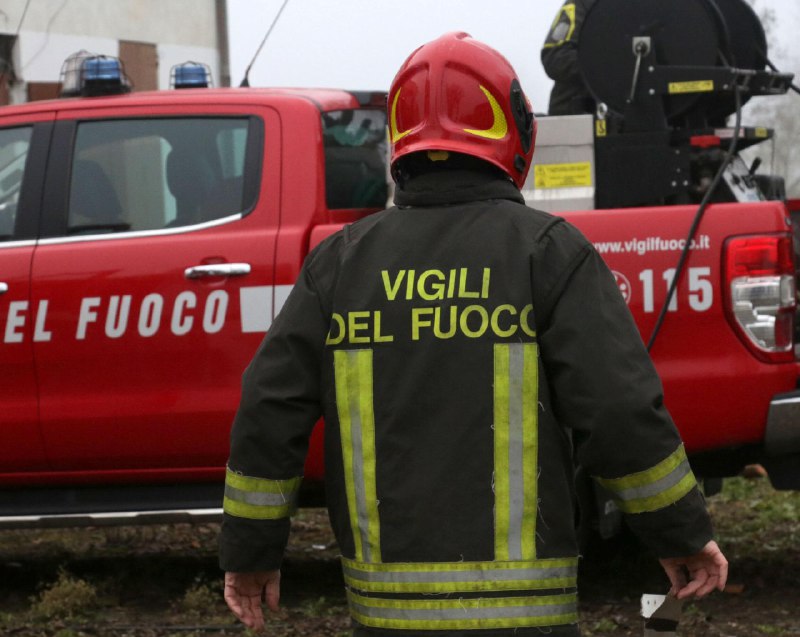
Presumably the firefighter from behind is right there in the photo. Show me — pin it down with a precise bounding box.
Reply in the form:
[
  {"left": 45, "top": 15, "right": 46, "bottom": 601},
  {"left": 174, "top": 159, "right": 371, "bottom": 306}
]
[
  {"left": 541, "top": 0, "right": 596, "bottom": 115},
  {"left": 220, "top": 32, "right": 727, "bottom": 636}
]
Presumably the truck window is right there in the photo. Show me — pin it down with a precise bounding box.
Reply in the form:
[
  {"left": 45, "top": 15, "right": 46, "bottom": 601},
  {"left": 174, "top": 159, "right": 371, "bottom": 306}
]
[
  {"left": 67, "top": 118, "right": 257, "bottom": 234},
  {"left": 0, "top": 126, "right": 32, "bottom": 240},
  {"left": 322, "top": 109, "right": 388, "bottom": 209}
]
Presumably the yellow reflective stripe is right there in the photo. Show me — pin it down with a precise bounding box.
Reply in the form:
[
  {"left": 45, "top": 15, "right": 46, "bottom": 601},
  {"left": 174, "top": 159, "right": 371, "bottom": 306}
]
[
  {"left": 342, "top": 556, "right": 577, "bottom": 574},
  {"left": 341, "top": 556, "right": 578, "bottom": 594},
  {"left": 222, "top": 468, "right": 301, "bottom": 520},
  {"left": 598, "top": 445, "right": 688, "bottom": 490},
  {"left": 494, "top": 343, "right": 539, "bottom": 561},
  {"left": 494, "top": 344, "right": 511, "bottom": 561},
  {"left": 347, "top": 589, "right": 578, "bottom": 631},
  {"left": 542, "top": 3, "right": 577, "bottom": 48},
  {"left": 521, "top": 345, "right": 539, "bottom": 560},
  {"left": 618, "top": 471, "right": 697, "bottom": 514},
  {"left": 222, "top": 497, "right": 295, "bottom": 520},
  {"left": 358, "top": 351, "right": 382, "bottom": 561},
  {"left": 563, "top": 3, "right": 577, "bottom": 41},
  {"left": 335, "top": 349, "right": 381, "bottom": 563},
  {"left": 224, "top": 468, "right": 302, "bottom": 494},
  {"left": 335, "top": 350, "right": 362, "bottom": 560},
  {"left": 595, "top": 445, "right": 698, "bottom": 514}
]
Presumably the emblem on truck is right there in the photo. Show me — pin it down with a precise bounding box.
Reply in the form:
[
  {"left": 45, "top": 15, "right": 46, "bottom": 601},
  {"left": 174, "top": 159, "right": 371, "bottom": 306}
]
[{"left": 612, "top": 271, "right": 632, "bottom": 304}]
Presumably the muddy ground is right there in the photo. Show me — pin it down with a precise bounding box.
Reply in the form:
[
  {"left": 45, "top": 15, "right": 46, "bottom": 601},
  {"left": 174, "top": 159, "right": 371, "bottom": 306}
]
[{"left": 0, "top": 476, "right": 797, "bottom": 637}]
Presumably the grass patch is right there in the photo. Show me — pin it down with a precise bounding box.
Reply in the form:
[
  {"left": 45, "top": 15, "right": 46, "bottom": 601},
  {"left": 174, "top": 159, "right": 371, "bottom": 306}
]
[
  {"left": 0, "top": 487, "right": 795, "bottom": 636},
  {"left": 300, "top": 595, "right": 340, "bottom": 617},
  {"left": 176, "top": 577, "right": 222, "bottom": 616},
  {"left": 708, "top": 477, "right": 800, "bottom": 556},
  {"left": 590, "top": 617, "right": 618, "bottom": 633},
  {"left": 756, "top": 625, "right": 786, "bottom": 635},
  {"left": 29, "top": 568, "right": 98, "bottom": 621}
]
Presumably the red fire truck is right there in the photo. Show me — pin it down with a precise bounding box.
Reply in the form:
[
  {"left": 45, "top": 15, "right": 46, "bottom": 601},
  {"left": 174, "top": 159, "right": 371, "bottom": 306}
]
[{"left": 1, "top": 0, "right": 799, "bottom": 527}]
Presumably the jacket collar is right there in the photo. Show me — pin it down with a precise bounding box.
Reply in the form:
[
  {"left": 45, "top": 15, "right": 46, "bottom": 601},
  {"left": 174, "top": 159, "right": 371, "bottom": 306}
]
[{"left": 393, "top": 168, "right": 525, "bottom": 208}]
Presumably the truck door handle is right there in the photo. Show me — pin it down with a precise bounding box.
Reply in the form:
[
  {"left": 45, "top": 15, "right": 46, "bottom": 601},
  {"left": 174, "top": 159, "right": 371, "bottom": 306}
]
[
  {"left": 0, "top": 282, "right": 8, "bottom": 294},
  {"left": 184, "top": 263, "right": 252, "bottom": 279}
]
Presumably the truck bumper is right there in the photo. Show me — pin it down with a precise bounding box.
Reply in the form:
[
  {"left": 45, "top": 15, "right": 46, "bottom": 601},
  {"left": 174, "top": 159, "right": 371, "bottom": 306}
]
[
  {"left": 763, "top": 390, "right": 800, "bottom": 489},
  {"left": 765, "top": 390, "right": 800, "bottom": 455}
]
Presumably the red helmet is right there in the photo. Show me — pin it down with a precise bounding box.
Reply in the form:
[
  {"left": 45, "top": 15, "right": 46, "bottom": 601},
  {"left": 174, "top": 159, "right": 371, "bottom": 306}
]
[{"left": 388, "top": 32, "right": 537, "bottom": 188}]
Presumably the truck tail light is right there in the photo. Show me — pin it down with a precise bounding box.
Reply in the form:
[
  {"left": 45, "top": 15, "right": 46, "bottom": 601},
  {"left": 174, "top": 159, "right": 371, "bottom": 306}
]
[{"left": 724, "top": 234, "right": 796, "bottom": 363}]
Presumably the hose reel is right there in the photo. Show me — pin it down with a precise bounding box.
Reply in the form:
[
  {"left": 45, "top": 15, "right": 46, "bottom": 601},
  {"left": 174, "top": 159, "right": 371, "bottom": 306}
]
[{"left": 575, "top": 0, "right": 793, "bottom": 207}]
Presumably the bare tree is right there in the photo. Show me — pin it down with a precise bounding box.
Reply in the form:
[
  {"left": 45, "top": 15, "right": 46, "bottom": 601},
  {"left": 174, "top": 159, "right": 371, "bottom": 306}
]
[{"left": 741, "top": 0, "right": 800, "bottom": 196}]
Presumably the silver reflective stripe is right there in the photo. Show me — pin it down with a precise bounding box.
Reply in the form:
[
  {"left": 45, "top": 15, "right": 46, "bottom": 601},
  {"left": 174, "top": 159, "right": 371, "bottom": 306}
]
[
  {"left": 507, "top": 344, "right": 526, "bottom": 561},
  {"left": 350, "top": 601, "right": 577, "bottom": 621},
  {"left": 344, "top": 566, "right": 576, "bottom": 584},
  {"left": 614, "top": 458, "right": 692, "bottom": 502},
  {"left": 342, "top": 560, "right": 577, "bottom": 586},
  {"left": 347, "top": 590, "right": 578, "bottom": 628},
  {"left": 593, "top": 444, "right": 697, "bottom": 514},
  {"left": 222, "top": 469, "right": 301, "bottom": 520},
  {"left": 224, "top": 484, "right": 292, "bottom": 507}
]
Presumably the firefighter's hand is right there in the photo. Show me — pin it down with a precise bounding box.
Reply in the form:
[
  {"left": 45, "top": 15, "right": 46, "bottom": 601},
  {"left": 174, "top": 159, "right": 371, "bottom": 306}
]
[
  {"left": 658, "top": 540, "right": 728, "bottom": 600},
  {"left": 224, "top": 570, "right": 281, "bottom": 632}
]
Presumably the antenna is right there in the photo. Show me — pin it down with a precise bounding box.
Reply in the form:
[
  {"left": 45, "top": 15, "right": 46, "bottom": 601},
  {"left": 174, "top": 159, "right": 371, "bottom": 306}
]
[{"left": 239, "top": 0, "right": 291, "bottom": 87}]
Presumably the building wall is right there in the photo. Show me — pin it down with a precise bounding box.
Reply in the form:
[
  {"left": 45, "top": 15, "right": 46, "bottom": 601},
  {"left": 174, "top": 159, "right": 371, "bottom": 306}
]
[
  {"left": 0, "top": 0, "right": 223, "bottom": 102},
  {"left": 1, "top": 0, "right": 218, "bottom": 47}
]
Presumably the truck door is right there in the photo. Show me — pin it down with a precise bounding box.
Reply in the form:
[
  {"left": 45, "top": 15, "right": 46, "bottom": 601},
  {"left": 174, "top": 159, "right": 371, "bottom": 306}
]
[
  {"left": 31, "top": 104, "right": 281, "bottom": 473},
  {"left": 0, "top": 115, "right": 52, "bottom": 473}
]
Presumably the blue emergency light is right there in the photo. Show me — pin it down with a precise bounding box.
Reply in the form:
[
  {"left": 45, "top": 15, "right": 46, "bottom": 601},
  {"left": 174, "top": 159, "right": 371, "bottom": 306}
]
[
  {"left": 83, "top": 57, "right": 123, "bottom": 82},
  {"left": 170, "top": 62, "right": 212, "bottom": 89},
  {"left": 59, "top": 51, "right": 131, "bottom": 97},
  {"left": 80, "top": 56, "right": 131, "bottom": 96}
]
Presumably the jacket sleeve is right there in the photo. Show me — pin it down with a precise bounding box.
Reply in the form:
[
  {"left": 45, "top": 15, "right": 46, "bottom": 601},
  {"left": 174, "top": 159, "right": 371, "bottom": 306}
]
[
  {"left": 541, "top": 0, "right": 590, "bottom": 83},
  {"left": 532, "top": 220, "right": 713, "bottom": 558},
  {"left": 219, "top": 244, "right": 333, "bottom": 572}
]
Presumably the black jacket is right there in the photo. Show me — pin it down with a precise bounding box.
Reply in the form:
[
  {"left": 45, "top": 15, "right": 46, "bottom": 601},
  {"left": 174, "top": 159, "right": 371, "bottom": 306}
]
[
  {"left": 219, "top": 166, "right": 712, "bottom": 636},
  {"left": 541, "top": 0, "right": 596, "bottom": 115}
]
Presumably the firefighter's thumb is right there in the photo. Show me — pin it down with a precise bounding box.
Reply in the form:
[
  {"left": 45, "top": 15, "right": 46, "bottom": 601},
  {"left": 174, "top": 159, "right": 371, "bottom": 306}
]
[{"left": 264, "top": 570, "right": 281, "bottom": 612}]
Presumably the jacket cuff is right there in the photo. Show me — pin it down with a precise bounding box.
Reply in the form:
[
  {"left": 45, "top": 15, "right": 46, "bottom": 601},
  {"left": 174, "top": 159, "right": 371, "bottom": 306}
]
[
  {"left": 624, "top": 488, "right": 714, "bottom": 558},
  {"left": 218, "top": 515, "right": 290, "bottom": 572}
]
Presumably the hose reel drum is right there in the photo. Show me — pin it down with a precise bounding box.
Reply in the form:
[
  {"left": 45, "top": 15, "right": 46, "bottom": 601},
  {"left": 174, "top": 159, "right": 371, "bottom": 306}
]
[{"left": 574, "top": 0, "right": 792, "bottom": 207}]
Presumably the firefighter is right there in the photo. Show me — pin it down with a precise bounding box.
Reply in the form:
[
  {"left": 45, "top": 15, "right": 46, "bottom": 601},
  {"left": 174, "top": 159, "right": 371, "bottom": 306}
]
[
  {"left": 541, "top": 0, "right": 596, "bottom": 115},
  {"left": 220, "top": 32, "right": 727, "bottom": 636}
]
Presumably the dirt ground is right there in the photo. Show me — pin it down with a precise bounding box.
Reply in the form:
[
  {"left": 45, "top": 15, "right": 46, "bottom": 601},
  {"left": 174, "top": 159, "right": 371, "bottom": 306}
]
[{"left": 0, "top": 476, "right": 797, "bottom": 637}]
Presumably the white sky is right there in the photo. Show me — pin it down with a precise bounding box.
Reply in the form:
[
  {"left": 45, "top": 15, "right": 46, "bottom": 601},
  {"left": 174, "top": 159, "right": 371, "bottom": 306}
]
[{"left": 227, "top": 0, "right": 800, "bottom": 114}]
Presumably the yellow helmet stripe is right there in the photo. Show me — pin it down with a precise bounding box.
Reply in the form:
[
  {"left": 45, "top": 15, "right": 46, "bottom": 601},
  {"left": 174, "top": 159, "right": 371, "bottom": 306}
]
[
  {"left": 464, "top": 85, "right": 508, "bottom": 140},
  {"left": 390, "top": 88, "right": 413, "bottom": 144}
]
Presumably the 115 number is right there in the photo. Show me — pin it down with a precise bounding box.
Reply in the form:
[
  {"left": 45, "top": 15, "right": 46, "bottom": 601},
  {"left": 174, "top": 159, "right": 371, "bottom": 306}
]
[{"left": 638, "top": 267, "right": 713, "bottom": 313}]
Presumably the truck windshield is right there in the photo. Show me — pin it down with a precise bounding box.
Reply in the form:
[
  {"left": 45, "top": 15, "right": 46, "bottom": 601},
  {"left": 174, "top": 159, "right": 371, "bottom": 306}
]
[{"left": 322, "top": 109, "right": 388, "bottom": 210}]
